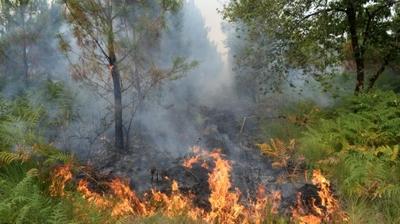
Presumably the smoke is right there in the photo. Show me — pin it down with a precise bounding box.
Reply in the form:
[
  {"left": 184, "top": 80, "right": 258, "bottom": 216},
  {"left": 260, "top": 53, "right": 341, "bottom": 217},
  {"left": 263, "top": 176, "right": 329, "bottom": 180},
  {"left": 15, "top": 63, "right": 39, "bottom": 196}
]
[
  {"left": 133, "top": 0, "right": 240, "bottom": 156},
  {"left": 11, "top": 0, "right": 240, "bottom": 158},
  {"left": 0, "top": 0, "right": 333, "bottom": 159}
]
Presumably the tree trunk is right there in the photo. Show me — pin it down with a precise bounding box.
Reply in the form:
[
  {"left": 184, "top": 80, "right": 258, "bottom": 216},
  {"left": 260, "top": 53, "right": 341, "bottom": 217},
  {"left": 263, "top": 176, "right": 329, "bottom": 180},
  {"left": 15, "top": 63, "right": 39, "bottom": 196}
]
[
  {"left": 110, "top": 62, "right": 124, "bottom": 151},
  {"left": 107, "top": 6, "right": 124, "bottom": 151},
  {"left": 346, "top": 1, "right": 365, "bottom": 94},
  {"left": 368, "top": 54, "right": 390, "bottom": 91}
]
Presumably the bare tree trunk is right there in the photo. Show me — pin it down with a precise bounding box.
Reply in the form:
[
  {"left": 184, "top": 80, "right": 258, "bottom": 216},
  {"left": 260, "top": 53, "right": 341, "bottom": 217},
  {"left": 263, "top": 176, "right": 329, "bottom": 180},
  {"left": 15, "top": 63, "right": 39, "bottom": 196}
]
[
  {"left": 107, "top": 4, "right": 124, "bottom": 151},
  {"left": 346, "top": 1, "right": 365, "bottom": 94}
]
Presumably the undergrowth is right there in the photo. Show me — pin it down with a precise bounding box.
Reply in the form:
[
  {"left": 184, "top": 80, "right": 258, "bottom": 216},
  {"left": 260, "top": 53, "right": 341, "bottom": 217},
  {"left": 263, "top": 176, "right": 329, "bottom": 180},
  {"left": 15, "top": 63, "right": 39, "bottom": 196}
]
[
  {"left": 0, "top": 84, "right": 109, "bottom": 224},
  {"left": 281, "top": 91, "right": 400, "bottom": 223}
]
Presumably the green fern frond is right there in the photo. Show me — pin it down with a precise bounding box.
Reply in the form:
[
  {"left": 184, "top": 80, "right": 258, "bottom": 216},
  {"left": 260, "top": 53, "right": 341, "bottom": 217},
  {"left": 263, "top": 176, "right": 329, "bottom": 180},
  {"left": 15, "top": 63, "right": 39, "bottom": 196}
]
[
  {"left": 0, "top": 152, "right": 27, "bottom": 165},
  {"left": 32, "top": 144, "right": 75, "bottom": 165}
]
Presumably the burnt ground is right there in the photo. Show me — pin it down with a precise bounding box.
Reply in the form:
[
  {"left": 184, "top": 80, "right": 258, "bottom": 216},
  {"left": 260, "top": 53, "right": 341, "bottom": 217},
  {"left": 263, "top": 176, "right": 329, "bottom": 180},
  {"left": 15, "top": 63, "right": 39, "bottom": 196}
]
[{"left": 90, "top": 105, "right": 306, "bottom": 214}]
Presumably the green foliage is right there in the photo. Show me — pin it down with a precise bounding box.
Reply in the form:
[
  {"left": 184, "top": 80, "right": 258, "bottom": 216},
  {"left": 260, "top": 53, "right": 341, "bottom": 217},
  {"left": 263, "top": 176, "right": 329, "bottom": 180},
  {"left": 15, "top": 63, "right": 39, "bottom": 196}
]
[
  {"left": 297, "top": 91, "right": 400, "bottom": 223},
  {"left": 34, "top": 144, "right": 75, "bottom": 166},
  {"left": 0, "top": 151, "right": 29, "bottom": 165},
  {"left": 160, "top": 0, "right": 183, "bottom": 12},
  {"left": 258, "top": 100, "right": 324, "bottom": 141},
  {"left": 0, "top": 148, "right": 116, "bottom": 224},
  {"left": 223, "top": 0, "right": 400, "bottom": 92},
  {"left": 35, "top": 80, "right": 76, "bottom": 128},
  {"left": 0, "top": 91, "right": 89, "bottom": 223},
  {"left": 0, "top": 89, "right": 125, "bottom": 223},
  {"left": 343, "top": 196, "right": 400, "bottom": 224},
  {"left": 0, "top": 80, "right": 76, "bottom": 151},
  {"left": 375, "top": 68, "right": 400, "bottom": 93},
  {"left": 301, "top": 91, "right": 400, "bottom": 159},
  {"left": 0, "top": 96, "right": 45, "bottom": 149},
  {"left": 0, "top": 164, "right": 68, "bottom": 224}
]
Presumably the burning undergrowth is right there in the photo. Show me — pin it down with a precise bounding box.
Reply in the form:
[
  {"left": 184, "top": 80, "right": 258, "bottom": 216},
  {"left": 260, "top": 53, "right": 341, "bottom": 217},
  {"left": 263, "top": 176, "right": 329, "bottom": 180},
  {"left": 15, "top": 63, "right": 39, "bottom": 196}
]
[
  {"left": 48, "top": 106, "right": 349, "bottom": 223},
  {"left": 292, "top": 170, "right": 348, "bottom": 224},
  {"left": 50, "top": 147, "right": 347, "bottom": 223},
  {"left": 51, "top": 148, "right": 281, "bottom": 223}
]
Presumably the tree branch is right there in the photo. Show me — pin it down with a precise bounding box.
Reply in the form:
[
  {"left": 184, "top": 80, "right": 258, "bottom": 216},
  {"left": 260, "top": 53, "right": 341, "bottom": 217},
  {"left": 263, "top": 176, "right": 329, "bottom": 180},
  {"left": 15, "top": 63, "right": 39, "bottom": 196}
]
[
  {"left": 300, "top": 6, "right": 346, "bottom": 22},
  {"left": 368, "top": 53, "right": 392, "bottom": 91}
]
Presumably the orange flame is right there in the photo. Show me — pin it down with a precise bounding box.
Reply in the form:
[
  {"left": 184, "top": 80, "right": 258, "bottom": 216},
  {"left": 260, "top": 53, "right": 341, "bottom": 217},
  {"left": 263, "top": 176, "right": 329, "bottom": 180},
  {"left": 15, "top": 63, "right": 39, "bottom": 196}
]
[
  {"left": 55, "top": 147, "right": 283, "bottom": 222},
  {"left": 76, "top": 178, "right": 150, "bottom": 217},
  {"left": 250, "top": 186, "right": 282, "bottom": 224},
  {"left": 292, "top": 170, "right": 348, "bottom": 224},
  {"left": 150, "top": 180, "right": 203, "bottom": 219},
  {"left": 206, "top": 150, "right": 246, "bottom": 224},
  {"left": 50, "top": 164, "right": 73, "bottom": 197},
  {"left": 109, "top": 178, "right": 149, "bottom": 216},
  {"left": 182, "top": 146, "right": 213, "bottom": 169},
  {"left": 77, "top": 179, "right": 111, "bottom": 209},
  {"left": 182, "top": 155, "right": 201, "bottom": 169}
]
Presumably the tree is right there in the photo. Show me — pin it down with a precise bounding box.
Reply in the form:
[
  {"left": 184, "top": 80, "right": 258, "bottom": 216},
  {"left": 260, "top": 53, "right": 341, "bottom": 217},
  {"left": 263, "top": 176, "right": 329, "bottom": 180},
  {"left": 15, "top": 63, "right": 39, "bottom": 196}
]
[
  {"left": 223, "top": 0, "right": 400, "bottom": 93},
  {"left": 61, "top": 0, "right": 191, "bottom": 151},
  {"left": 0, "top": 0, "right": 60, "bottom": 85},
  {"left": 226, "top": 22, "right": 290, "bottom": 102}
]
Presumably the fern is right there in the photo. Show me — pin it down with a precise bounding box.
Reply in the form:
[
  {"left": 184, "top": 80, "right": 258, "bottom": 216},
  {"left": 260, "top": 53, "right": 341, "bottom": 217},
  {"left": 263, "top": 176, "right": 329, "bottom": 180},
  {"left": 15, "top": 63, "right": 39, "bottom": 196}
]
[
  {"left": 32, "top": 144, "right": 75, "bottom": 165},
  {"left": 0, "top": 96, "right": 45, "bottom": 150},
  {"left": 28, "top": 80, "right": 76, "bottom": 128},
  {"left": 48, "top": 202, "right": 76, "bottom": 224},
  {"left": 0, "top": 86, "right": 119, "bottom": 223},
  {"left": 0, "top": 152, "right": 26, "bottom": 165},
  {"left": 297, "top": 91, "right": 400, "bottom": 223},
  {"left": 0, "top": 165, "right": 76, "bottom": 224}
]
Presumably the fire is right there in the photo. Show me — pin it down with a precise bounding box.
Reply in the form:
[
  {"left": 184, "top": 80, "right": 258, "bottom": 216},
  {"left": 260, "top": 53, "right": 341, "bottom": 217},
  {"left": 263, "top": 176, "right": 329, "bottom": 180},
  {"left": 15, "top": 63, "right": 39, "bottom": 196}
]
[
  {"left": 53, "top": 147, "right": 283, "bottom": 222},
  {"left": 109, "top": 178, "right": 149, "bottom": 216},
  {"left": 77, "top": 178, "right": 150, "bottom": 217},
  {"left": 150, "top": 180, "right": 203, "bottom": 219},
  {"left": 50, "top": 164, "right": 73, "bottom": 196},
  {"left": 250, "top": 186, "right": 281, "bottom": 224},
  {"left": 77, "top": 179, "right": 111, "bottom": 209},
  {"left": 182, "top": 155, "right": 200, "bottom": 168},
  {"left": 292, "top": 170, "right": 348, "bottom": 224},
  {"left": 206, "top": 150, "right": 246, "bottom": 224},
  {"left": 182, "top": 146, "right": 215, "bottom": 169},
  {"left": 312, "top": 170, "right": 337, "bottom": 217}
]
